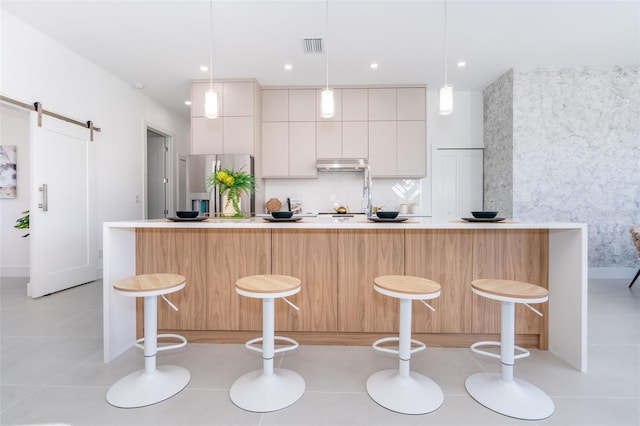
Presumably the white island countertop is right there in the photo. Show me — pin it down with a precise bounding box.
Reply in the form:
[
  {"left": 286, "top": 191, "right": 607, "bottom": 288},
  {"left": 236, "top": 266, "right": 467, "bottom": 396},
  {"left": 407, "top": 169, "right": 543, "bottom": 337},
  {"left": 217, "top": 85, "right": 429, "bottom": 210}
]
[{"left": 103, "top": 217, "right": 588, "bottom": 372}]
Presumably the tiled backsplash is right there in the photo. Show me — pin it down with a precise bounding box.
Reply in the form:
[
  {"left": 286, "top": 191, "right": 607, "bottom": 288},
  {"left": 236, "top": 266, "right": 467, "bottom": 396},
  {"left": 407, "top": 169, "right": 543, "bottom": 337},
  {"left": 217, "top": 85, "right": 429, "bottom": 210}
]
[{"left": 263, "top": 173, "right": 423, "bottom": 214}]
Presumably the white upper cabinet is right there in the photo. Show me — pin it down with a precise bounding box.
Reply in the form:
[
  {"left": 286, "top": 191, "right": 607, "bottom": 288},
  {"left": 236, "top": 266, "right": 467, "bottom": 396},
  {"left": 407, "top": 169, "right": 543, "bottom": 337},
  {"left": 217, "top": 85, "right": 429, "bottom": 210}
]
[
  {"left": 342, "top": 122, "right": 368, "bottom": 158},
  {"left": 342, "top": 89, "right": 368, "bottom": 121},
  {"left": 368, "top": 88, "right": 396, "bottom": 121},
  {"left": 191, "top": 80, "right": 259, "bottom": 155},
  {"left": 289, "top": 90, "right": 316, "bottom": 122},
  {"left": 368, "top": 121, "right": 397, "bottom": 176},
  {"left": 289, "top": 122, "right": 317, "bottom": 177},
  {"left": 316, "top": 121, "right": 342, "bottom": 159},
  {"left": 397, "top": 87, "right": 426, "bottom": 120},
  {"left": 397, "top": 121, "right": 426, "bottom": 176},
  {"left": 262, "top": 90, "right": 288, "bottom": 122},
  {"left": 261, "top": 122, "right": 289, "bottom": 177}
]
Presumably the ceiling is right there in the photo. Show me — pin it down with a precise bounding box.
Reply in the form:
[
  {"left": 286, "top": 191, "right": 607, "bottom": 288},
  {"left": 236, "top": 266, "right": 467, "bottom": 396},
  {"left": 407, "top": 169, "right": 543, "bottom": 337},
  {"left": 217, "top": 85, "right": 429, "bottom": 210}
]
[{"left": 2, "top": 0, "right": 639, "bottom": 118}]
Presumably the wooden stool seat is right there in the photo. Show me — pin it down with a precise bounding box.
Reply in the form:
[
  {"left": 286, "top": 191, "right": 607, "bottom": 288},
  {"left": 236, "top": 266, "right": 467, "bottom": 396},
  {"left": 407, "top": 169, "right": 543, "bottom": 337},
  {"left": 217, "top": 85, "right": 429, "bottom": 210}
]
[
  {"left": 114, "top": 273, "right": 186, "bottom": 297},
  {"left": 374, "top": 275, "right": 441, "bottom": 297},
  {"left": 236, "top": 274, "right": 301, "bottom": 295},
  {"left": 471, "top": 279, "right": 548, "bottom": 303}
]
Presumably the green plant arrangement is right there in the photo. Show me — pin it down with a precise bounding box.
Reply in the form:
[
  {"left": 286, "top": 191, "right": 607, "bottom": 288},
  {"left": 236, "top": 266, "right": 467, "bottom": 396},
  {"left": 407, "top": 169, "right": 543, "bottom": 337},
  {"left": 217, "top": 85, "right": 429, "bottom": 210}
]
[
  {"left": 14, "top": 210, "right": 29, "bottom": 238},
  {"left": 206, "top": 168, "right": 256, "bottom": 218}
]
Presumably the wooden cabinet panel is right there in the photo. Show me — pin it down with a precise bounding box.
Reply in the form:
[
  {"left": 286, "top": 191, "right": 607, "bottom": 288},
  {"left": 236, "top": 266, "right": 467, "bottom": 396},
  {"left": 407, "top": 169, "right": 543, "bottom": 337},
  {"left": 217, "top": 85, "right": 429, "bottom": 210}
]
[
  {"left": 136, "top": 229, "right": 208, "bottom": 330},
  {"left": 289, "top": 89, "right": 317, "bottom": 121},
  {"left": 272, "top": 229, "right": 338, "bottom": 331},
  {"left": 191, "top": 116, "right": 223, "bottom": 154},
  {"left": 261, "top": 122, "right": 289, "bottom": 177},
  {"left": 342, "top": 88, "right": 368, "bottom": 121},
  {"left": 316, "top": 121, "right": 342, "bottom": 159},
  {"left": 471, "top": 230, "right": 549, "bottom": 337},
  {"left": 342, "top": 122, "right": 368, "bottom": 158},
  {"left": 405, "top": 229, "right": 474, "bottom": 333},
  {"left": 397, "top": 87, "right": 426, "bottom": 121},
  {"left": 368, "top": 88, "right": 396, "bottom": 120},
  {"left": 223, "top": 81, "right": 254, "bottom": 117},
  {"left": 262, "top": 89, "right": 288, "bottom": 122},
  {"left": 337, "top": 230, "right": 404, "bottom": 333},
  {"left": 289, "top": 122, "right": 317, "bottom": 177},
  {"left": 397, "top": 121, "right": 426, "bottom": 177},
  {"left": 204, "top": 229, "right": 271, "bottom": 331},
  {"left": 368, "top": 121, "right": 396, "bottom": 177},
  {"left": 191, "top": 82, "right": 224, "bottom": 117},
  {"left": 223, "top": 116, "right": 254, "bottom": 155}
]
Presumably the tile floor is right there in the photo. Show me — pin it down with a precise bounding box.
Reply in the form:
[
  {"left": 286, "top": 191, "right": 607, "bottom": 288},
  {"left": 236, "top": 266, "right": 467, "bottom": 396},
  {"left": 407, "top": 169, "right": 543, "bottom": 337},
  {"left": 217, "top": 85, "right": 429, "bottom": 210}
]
[{"left": 1, "top": 276, "right": 638, "bottom": 425}]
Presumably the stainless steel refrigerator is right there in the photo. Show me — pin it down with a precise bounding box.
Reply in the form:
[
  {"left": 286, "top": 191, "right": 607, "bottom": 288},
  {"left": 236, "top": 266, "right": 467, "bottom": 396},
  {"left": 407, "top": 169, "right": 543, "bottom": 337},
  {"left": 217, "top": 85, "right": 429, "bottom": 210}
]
[{"left": 186, "top": 154, "right": 255, "bottom": 217}]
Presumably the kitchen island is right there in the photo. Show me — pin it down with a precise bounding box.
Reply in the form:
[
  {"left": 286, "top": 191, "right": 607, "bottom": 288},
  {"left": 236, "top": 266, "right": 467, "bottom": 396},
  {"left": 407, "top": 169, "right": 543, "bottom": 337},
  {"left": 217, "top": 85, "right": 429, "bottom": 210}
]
[{"left": 103, "top": 216, "right": 587, "bottom": 371}]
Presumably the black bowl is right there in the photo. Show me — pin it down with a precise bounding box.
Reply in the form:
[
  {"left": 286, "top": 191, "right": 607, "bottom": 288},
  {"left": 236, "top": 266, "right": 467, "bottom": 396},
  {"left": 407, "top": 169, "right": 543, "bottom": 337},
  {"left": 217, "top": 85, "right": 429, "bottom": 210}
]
[
  {"left": 471, "top": 211, "right": 498, "bottom": 219},
  {"left": 176, "top": 211, "right": 199, "bottom": 219},
  {"left": 376, "top": 211, "right": 399, "bottom": 219},
  {"left": 272, "top": 211, "right": 294, "bottom": 219}
]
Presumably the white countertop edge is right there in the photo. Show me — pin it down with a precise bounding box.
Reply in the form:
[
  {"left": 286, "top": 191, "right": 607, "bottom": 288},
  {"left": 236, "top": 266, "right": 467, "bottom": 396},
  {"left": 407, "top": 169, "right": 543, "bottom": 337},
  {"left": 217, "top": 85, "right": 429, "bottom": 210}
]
[{"left": 103, "top": 219, "right": 587, "bottom": 231}]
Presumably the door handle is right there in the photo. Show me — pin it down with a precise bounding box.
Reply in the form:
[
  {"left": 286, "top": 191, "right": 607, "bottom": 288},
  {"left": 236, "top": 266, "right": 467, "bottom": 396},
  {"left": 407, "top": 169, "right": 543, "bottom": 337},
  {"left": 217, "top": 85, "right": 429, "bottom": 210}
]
[{"left": 38, "top": 184, "right": 48, "bottom": 211}]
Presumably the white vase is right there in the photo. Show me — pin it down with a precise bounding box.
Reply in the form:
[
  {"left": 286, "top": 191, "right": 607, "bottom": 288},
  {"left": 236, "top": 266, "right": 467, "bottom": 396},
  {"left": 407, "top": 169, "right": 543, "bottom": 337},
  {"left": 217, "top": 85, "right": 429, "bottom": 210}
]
[{"left": 221, "top": 191, "right": 241, "bottom": 216}]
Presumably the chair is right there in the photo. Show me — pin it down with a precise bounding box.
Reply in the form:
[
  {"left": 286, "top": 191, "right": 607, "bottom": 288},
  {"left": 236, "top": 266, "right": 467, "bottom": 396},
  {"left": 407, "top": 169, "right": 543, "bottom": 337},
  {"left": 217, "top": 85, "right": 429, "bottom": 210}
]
[{"left": 629, "top": 226, "right": 640, "bottom": 288}]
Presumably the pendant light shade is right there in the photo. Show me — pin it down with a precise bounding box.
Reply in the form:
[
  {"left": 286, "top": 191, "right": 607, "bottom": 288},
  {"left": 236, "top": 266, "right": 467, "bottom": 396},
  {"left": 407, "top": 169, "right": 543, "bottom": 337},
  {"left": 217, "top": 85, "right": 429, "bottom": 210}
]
[
  {"left": 321, "top": 89, "right": 335, "bottom": 118},
  {"left": 439, "top": 85, "right": 453, "bottom": 116},
  {"left": 205, "top": 0, "right": 219, "bottom": 120},
  {"left": 205, "top": 90, "right": 219, "bottom": 119},
  {"left": 321, "top": 0, "right": 335, "bottom": 118},
  {"left": 439, "top": 0, "right": 453, "bottom": 116}
]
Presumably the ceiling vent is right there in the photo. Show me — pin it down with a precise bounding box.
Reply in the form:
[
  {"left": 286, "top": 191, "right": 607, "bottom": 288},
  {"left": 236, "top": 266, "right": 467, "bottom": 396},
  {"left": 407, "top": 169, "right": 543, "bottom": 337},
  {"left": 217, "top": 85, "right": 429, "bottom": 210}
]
[{"left": 303, "top": 38, "right": 324, "bottom": 53}]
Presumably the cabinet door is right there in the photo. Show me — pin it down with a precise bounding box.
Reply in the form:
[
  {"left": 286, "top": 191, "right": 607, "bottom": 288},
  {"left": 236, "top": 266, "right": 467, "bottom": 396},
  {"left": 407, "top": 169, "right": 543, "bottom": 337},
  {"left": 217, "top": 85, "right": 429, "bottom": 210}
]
[
  {"left": 397, "top": 87, "right": 426, "bottom": 121},
  {"left": 368, "top": 121, "right": 396, "bottom": 177},
  {"left": 316, "top": 121, "right": 342, "bottom": 159},
  {"left": 342, "top": 122, "right": 368, "bottom": 158},
  {"left": 368, "top": 88, "right": 396, "bottom": 120},
  {"left": 289, "top": 122, "right": 317, "bottom": 177},
  {"left": 431, "top": 148, "right": 483, "bottom": 220},
  {"left": 191, "top": 116, "right": 223, "bottom": 154},
  {"left": 342, "top": 88, "right": 368, "bottom": 121},
  {"left": 223, "top": 117, "right": 254, "bottom": 155},
  {"left": 289, "top": 89, "right": 317, "bottom": 122},
  {"left": 262, "top": 89, "right": 288, "bottom": 122},
  {"left": 191, "top": 82, "right": 224, "bottom": 117},
  {"left": 223, "top": 81, "right": 254, "bottom": 117},
  {"left": 397, "top": 121, "right": 426, "bottom": 177},
  {"left": 261, "top": 122, "right": 289, "bottom": 177}
]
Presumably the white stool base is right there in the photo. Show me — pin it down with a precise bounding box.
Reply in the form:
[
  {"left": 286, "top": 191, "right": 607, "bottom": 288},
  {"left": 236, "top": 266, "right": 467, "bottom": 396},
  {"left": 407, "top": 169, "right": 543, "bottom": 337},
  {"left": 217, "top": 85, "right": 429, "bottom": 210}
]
[
  {"left": 465, "top": 372, "right": 554, "bottom": 420},
  {"left": 366, "top": 369, "right": 444, "bottom": 415},
  {"left": 230, "top": 368, "right": 305, "bottom": 412},
  {"left": 106, "top": 365, "right": 191, "bottom": 408}
]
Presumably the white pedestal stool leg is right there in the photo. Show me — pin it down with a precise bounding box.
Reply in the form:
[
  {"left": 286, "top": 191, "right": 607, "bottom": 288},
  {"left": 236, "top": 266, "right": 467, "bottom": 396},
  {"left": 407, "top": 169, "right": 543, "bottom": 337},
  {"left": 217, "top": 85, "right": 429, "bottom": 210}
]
[
  {"left": 366, "top": 298, "right": 444, "bottom": 414},
  {"left": 465, "top": 300, "right": 554, "bottom": 420},
  {"left": 106, "top": 295, "right": 191, "bottom": 408},
  {"left": 230, "top": 297, "right": 305, "bottom": 412}
]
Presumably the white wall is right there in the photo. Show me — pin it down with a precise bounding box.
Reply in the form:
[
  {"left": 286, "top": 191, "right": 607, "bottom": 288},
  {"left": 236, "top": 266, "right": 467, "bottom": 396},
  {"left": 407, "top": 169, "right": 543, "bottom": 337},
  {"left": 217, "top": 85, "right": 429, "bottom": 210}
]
[
  {"left": 0, "top": 11, "right": 190, "bottom": 277},
  {"left": 0, "top": 105, "right": 30, "bottom": 276},
  {"left": 263, "top": 90, "right": 484, "bottom": 215}
]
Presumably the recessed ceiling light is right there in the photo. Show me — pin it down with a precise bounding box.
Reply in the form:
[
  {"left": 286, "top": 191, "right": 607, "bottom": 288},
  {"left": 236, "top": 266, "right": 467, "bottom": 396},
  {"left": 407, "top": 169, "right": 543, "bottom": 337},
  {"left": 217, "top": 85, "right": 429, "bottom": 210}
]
[
  {"left": 185, "top": 101, "right": 192, "bottom": 106},
  {"left": 370, "top": 63, "right": 379, "bottom": 69},
  {"left": 200, "top": 65, "right": 208, "bottom": 72},
  {"left": 284, "top": 64, "right": 293, "bottom": 70},
  {"left": 457, "top": 61, "right": 466, "bottom": 68},
  {"left": 134, "top": 83, "right": 144, "bottom": 89}
]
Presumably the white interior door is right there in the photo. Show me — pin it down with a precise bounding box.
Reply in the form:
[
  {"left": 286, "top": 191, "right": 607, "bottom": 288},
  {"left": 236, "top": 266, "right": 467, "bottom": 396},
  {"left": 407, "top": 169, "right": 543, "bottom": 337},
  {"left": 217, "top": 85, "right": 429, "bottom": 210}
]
[{"left": 29, "top": 113, "right": 97, "bottom": 298}]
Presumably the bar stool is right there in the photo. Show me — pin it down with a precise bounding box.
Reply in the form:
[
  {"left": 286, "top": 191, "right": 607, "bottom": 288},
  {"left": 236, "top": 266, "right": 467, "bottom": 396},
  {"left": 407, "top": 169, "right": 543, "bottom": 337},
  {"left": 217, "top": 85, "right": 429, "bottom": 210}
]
[
  {"left": 230, "top": 274, "right": 305, "bottom": 412},
  {"left": 465, "top": 279, "right": 554, "bottom": 420},
  {"left": 366, "top": 275, "right": 444, "bottom": 415},
  {"left": 106, "top": 273, "right": 190, "bottom": 408}
]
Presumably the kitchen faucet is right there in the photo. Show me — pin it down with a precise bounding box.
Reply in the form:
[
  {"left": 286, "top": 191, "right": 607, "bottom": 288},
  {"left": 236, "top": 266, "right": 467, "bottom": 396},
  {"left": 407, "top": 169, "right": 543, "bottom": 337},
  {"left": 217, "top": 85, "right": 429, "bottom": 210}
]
[{"left": 362, "top": 164, "right": 373, "bottom": 217}]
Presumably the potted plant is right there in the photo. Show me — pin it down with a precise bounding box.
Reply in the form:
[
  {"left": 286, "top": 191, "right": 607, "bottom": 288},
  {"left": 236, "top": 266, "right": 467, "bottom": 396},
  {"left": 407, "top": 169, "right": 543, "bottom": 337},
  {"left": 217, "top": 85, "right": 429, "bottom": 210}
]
[
  {"left": 206, "top": 168, "right": 256, "bottom": 218},
  {"left": 14, "top": 210, "right": 29, "bottom": 238}
]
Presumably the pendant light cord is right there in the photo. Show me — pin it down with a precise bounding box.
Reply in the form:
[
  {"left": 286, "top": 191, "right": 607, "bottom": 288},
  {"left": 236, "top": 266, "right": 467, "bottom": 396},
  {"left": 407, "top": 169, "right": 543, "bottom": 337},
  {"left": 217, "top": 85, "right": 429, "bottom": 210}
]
[
  {"left": 443, "top": 0, "right": 448, "bottom": 86},
  {"left": 209, "top": 0, "right": 214, "bottom": 91},
  {"left": 325, "top": 0, "right": 329, "bottom": 90}
]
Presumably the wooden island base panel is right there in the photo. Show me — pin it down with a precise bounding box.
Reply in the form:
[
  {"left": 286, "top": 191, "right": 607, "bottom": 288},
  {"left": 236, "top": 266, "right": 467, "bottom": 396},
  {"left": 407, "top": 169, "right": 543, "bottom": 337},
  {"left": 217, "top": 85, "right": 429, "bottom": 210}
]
[{"left": 104, "top": 219, "right": 587, "bottom": 371}]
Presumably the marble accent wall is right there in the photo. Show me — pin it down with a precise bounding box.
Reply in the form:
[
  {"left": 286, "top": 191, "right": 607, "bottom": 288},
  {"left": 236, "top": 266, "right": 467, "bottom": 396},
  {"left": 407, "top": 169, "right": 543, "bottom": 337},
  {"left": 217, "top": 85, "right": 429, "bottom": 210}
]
[
  {"left": 483, "top": 70, "right": 514, "bottom": 218},
  {"left": 484, "top": 66, "right": 640, "bottom": 267}
]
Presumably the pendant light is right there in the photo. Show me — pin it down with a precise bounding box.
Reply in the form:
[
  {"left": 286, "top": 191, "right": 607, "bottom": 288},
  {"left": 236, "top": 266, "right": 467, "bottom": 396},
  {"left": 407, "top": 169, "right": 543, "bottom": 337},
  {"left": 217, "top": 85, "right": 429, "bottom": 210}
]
[
  {"left": 204, "top": 0, "right": 219, "bottom": 119},
  {"left": 439, "top": 0, "right": 453, "bottom": 116},
  {"left": 321, "top": 0, "right": 335, "bottom": 118}
]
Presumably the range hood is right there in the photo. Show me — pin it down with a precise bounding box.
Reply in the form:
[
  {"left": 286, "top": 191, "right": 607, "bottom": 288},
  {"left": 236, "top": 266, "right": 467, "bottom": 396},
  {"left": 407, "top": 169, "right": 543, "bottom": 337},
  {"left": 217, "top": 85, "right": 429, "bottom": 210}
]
[{"left": 316, "top": 158, "right": 369, "bottom": 171}]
